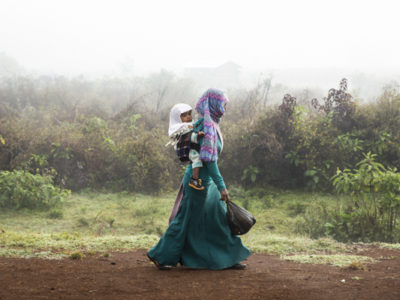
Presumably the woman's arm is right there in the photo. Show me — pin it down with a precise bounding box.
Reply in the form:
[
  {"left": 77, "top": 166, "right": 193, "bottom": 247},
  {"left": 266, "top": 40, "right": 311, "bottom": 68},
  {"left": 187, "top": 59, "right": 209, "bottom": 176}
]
[
  {"left": 205, "top": 161, "right": 230, "bottom": 201},
  {"left": 198, "top": 119, "right": 230, "bottom": 200},
  {"left": 205, "top": 161, "right": 226, "bottom": 192}
]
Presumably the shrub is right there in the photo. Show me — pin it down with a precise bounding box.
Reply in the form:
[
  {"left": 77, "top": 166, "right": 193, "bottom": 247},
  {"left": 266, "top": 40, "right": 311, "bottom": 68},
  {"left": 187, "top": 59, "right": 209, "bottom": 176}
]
[
  {"left": 220, "top": 96, "right": 296, "bottom": 188},
  {"left": 330, "top": 153, "right": 400, "bottom": 242},
  {"left": 2, "top": 75, "right": 400, "bottom": 194},
  {"left": 70, "top": 252, "right": 84, "bottom": 260},
  {"left": 0, "top": 170, "right": 68, "bottom": 210}
]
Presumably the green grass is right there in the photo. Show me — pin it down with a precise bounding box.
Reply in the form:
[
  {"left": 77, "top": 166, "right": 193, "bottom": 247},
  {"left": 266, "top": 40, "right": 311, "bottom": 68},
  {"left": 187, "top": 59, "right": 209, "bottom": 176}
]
[
  {"left": 242, "top": 234, "right": 347, "bottom": 254},
  {"left": 281, "top": 254, "right": 376, "bottom": 267},
  {"left": 0, "top": 191, "right": 171, "bottom": 236},
  {"left": 0, "top": 189, "right": 399, "bottom": 265},
  {"left": 376, "top": 242, "right": 400, "bottom": 250},
  {"left": 0, "top": 231, "right": 158, "bottom": 259}
]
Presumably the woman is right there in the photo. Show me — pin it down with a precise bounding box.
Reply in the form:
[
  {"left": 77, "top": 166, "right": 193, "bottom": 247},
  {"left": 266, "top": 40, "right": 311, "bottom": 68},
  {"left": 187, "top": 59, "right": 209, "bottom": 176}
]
[{"left": 147, "top": 88, "right": 251, "bottom": 270}]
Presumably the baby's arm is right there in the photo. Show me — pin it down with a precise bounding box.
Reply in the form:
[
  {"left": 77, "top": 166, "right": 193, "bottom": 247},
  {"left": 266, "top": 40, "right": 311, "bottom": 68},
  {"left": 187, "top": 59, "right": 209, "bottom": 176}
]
[{"left": 191, "top": 131, "right": 204, "bottom": 143}]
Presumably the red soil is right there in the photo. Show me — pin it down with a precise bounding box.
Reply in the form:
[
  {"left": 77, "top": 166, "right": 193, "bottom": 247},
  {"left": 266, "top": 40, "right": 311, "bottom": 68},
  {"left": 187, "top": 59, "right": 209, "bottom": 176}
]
[{"left": 0, "top": 246, "right": 399, "bottom": 300}]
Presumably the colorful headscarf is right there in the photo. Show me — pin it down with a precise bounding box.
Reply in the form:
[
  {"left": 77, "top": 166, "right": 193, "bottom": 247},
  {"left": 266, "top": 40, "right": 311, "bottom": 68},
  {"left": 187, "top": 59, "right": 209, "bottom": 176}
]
[{"left": 195, "top": 88, "right": 228, "bottom": 162}]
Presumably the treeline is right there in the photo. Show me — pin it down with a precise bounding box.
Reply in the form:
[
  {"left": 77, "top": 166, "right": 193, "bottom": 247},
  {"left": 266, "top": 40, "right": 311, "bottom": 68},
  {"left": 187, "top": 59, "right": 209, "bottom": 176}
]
[
  {"left": 0, "top": 72, "right": 194, "bottom": 193},
  {"left": 1, "top": 75, "right": 400, "bottom": 194},
  {"left": 223, "top": 79, "right": 400, "bottom": 190}
]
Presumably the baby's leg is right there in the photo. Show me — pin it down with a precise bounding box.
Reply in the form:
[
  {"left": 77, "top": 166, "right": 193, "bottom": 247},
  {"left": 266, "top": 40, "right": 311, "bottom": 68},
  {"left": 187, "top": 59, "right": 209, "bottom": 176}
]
[
  {"left": 189, "top": 149, "right": 202, "bottom": 179},
  {"left": 189, "top": 150, "right": 204, "bottom": 190}
]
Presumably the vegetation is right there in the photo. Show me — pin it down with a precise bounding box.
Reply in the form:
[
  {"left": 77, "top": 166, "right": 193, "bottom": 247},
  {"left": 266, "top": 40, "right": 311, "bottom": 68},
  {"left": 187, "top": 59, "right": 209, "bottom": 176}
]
[
  {"left": 1, "top": 74, "right": 400, "bottom": 193},
  {"left": 281, "top": 254, "right": 375, "bottom": 268},
  {"left": 330, "top": 153, "right": 400, "bottom": 242},
  {"left": 0, "top": 170, "right": 68, "bottom": 210},
  {"left": 0, "top": 191, "right": 398, "bottom": 265},
  {"left": 1, "top": 73, "right": 400, "bottom": 244}
]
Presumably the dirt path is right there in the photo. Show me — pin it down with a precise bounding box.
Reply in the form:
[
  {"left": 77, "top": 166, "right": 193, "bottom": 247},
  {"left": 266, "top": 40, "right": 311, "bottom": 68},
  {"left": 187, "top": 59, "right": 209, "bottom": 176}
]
[{"left": 0, "top": 247, "right": 399, "bottom": 300}]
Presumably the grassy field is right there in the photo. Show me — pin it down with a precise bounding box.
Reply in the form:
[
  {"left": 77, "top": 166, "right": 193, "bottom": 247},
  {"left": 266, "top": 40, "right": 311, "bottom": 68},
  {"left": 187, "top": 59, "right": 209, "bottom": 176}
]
[{"left": 0, "top": 189, "right": 398, "bottom": 266}]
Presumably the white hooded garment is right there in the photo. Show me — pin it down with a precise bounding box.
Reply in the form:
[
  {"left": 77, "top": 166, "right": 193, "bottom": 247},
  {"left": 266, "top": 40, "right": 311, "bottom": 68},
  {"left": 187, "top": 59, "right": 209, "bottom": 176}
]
[{"left": 168, "top": 103, "right": 193, "bottom": 137}]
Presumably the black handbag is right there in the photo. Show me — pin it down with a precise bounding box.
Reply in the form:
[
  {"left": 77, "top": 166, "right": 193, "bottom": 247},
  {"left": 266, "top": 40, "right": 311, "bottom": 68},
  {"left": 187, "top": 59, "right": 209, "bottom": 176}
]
[{"left": 226, "top": 200, "right": 256, "bottom": 235}]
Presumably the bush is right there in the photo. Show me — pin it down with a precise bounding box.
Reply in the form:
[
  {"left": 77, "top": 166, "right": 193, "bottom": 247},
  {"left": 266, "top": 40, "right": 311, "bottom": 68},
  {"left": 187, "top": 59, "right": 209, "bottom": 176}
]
[
  {"left": 2, "top": 75, "right": 400, "bottom": 194},
  {"left": 0, "top": 170, "right": 68, "bottom": 210},
  {"left": 330, "top": 153, "right": 400, "bottom": 242},
  {"left": 220, "top": 98, "right": 294, "bottom": 188}
]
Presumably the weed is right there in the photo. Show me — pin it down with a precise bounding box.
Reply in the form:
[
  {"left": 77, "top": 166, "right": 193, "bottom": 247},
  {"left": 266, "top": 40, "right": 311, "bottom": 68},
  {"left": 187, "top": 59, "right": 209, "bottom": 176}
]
[
  {"left": 156, "top": 226, "right": 163, "bottom": 237},
  {"left": 77, "top": 217, "right": 89, "bottom": 227},
  {"left": 346, "top": 261, "right": 364, "bottom": 270},
  {"left": 260, "top": 195, "right": 274, "bottom": 209},
  {"left": 287, "top": 200, "right": 306, "bottom": 217},
  {"left": 70, "top": 252, "right": 84, "bottom": 260},
  {"left": 87, "top": 250, "right": 97, "bottom": 256},
  {"left": 107, "top": 218, "right": 115, "bottom": 228},
  {"left": 47, "top": 209, "right": 64, "bottom": 219}
]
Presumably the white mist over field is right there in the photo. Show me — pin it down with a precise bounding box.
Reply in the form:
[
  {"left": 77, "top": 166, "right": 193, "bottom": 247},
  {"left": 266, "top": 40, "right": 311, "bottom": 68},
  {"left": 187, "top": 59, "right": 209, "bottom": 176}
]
[{"left": 1, "top": 0, "right": 400, "bottom": 100}]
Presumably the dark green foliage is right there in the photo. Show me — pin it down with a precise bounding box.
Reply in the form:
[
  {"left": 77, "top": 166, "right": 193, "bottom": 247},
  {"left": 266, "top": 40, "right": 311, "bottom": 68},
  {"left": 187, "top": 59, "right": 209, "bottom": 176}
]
[
  {"left": 0, "top": 170, "right": 68, "bottom": 210},
  {"left": 5, "top": 74, "right": 400, "bottom": 242},
  {"left": 220, "top": 79, "right": 400, "bottom": 194},
  {"left": 0, "top": 74, "right": 193, "bottom": 193},
  {"left": 2, "top": 74, "right": 400, "bottom": 201},
  {"left": 221, "top": 100, "right": 294, "bottom": 189}
]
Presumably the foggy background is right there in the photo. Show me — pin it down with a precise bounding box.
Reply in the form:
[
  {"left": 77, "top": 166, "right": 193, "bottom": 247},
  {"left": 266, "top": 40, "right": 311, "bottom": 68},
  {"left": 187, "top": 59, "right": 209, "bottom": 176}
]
[
  {"left": 1, "top": 0, "right": 400, "bottom": 102},
  {"left": 2, "top": 0, "right": 400, "bottom": 249}
]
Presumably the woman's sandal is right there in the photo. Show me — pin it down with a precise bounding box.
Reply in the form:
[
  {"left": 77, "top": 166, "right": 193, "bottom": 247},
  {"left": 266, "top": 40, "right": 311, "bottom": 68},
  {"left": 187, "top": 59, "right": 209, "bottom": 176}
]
[
  {"left": 228, "top": 263, "right": 246, "bottom": 270},
  {"left": 146, "top": 253, "right": 172, "bottom": 270}
]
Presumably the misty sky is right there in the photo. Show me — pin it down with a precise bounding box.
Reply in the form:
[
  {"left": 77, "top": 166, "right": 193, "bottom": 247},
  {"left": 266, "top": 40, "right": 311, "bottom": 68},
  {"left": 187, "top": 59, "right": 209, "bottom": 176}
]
[{"left": 1, "top": 0, "right": 399, "bottom": 75}]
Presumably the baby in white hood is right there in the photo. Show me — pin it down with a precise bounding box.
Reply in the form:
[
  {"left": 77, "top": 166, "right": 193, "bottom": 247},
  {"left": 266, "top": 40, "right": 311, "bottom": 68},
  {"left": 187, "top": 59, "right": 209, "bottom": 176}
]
[{"left": 168, "top": 103, "right": 205, "bottom": 190}]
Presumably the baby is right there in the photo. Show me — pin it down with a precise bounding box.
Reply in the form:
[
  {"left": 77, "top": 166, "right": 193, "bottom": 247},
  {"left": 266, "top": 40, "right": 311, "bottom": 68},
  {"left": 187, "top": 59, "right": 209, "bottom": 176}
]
[{"left": 167, "top": 103, "right": 205, "bottom": 190}]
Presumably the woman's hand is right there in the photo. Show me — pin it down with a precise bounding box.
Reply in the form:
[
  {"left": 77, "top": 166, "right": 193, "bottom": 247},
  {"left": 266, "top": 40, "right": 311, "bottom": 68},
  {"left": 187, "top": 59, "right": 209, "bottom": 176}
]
[{"left": 220, "top": 189, "right": 230, "bottom": 202}]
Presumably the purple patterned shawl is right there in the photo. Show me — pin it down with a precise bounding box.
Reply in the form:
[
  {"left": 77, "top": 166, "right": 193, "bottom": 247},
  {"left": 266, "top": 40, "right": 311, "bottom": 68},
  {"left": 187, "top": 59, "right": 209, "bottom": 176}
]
[{"left": 195, "top": 89, "right": 228, "bottom": 162}]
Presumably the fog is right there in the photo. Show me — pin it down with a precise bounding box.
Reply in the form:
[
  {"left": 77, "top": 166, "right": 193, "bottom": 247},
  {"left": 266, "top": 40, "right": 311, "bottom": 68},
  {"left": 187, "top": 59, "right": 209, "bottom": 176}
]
[
  {"left": 1, "top": 0, "right": 400, "bottom": 101},
  {"left": 2, "top": 1, "right": 400, "bottom": 263}
]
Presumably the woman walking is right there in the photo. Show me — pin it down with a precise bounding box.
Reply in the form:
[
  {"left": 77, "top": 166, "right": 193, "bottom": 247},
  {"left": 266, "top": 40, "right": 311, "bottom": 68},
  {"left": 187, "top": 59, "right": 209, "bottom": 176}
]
[{"left": 147, "top": 88, "right": 251, "bottom": 270}]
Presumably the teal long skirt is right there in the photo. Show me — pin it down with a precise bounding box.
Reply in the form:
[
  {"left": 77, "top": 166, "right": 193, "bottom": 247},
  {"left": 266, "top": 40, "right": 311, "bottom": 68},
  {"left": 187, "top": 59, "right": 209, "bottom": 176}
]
[{"left": 148, "top": 167, "right": 251, "bottom": 270}]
